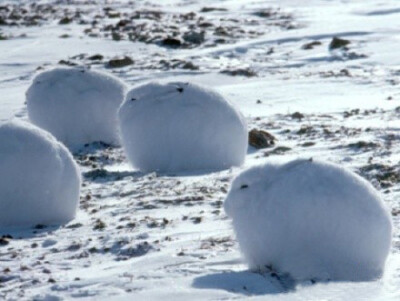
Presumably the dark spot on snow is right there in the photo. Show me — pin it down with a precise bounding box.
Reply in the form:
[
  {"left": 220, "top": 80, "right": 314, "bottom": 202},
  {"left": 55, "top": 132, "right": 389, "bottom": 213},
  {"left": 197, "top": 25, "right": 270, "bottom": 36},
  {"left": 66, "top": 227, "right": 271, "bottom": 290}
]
[
  {"left": 59, "top": 17, "right": 72, "bottom": 25},
  {"left": 302, "top": 40, "right": 322, "bottom": 50},
  {"left": 83, "top": 169, "right": 141, "bottom": 182},
  {"left": 58, "top": 59, "right": 77, "bottom": 66},
  {"left": 93, "top": 219, "right": 106, "bottom": 230},
  {"left": 88, "top": 54, "right": 103, "bottom": 61},
  {"left": 392, "top": 208, "right": 400, "bottom": 216},
  {"left": 66, "top": 223, "right": 83, "bottom": 229},
  {"left": 131, "top": 98, "right": 136, "bottom": 101},
  {"left": 200, "top": 7, "right": 228, "bottom": 13},
  {"left": 177, "top": 87, "right": 184, "bottom": 93},
  {"left": 347, "top": 141, "right": 380, "bottom": 149},
  {"left": 183, "top": 31, "right": 205, "bottom": 44},
  {"left": 297, "top": 125, "right": 316, "bottom": 135},
  {"left": 240, "top": 184, "right": 249, "bottom": 189},
  {"left": 329, "top": 36, "right": 351, "bottom": 50},
  {"left": 253, "top": 8, "right": 292, "bottom": 20},
  {"left": 221, "top": 68, "right": 257, "bottom": 77},
  {"left": 0, "top": 236, "right": 11, "bottom": 246},
  {"left": 161, "top": 37, "right": 182, "bottom": 48},
  {"left": 264, "top": 146, "right": 291, "bottom": 156},
  {"left": 191, "top": 216, "right": 203, "bottom": 224},
  {"left": 359, "top": 163, "right": 400, "bottom": 188},
  {"left": 291, "top": 112, "right": 304, "bottom": 120},
  {"left": 301, "top": 142, "right": 315, "bottom": 147},
  {"left": 249, "top": 129, "right": 276, "bottom": 149},
  {"left": 107, "top": 56, "right": 134, "bottom": 68}
]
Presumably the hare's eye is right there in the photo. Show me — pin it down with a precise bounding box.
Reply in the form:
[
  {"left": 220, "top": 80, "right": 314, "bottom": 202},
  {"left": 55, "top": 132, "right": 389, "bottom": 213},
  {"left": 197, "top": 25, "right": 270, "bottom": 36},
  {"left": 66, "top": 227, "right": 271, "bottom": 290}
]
[{"left": 240, "top": 184, "right": 249, "bottom": 189}]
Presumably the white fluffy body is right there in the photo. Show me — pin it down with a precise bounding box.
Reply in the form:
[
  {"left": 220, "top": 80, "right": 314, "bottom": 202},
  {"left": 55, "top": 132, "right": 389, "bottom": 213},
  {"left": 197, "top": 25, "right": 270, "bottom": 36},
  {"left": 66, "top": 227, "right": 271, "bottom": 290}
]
[
  {"left": 26, "top": 67, "right": 126, "bottom": 150},
  {"left": 224, "top": 159, "right": 392, "bottom": 281},
  {"left": 118, "top": 82, "right": 248, "bottom": 173},
  {"left": 0, "top": 120, "right": 81, "bottom": 227}
]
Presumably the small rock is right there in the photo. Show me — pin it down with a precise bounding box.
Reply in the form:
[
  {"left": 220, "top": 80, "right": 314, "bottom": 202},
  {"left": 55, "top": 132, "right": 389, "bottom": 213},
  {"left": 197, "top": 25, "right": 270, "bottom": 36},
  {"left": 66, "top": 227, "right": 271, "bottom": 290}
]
[
  {"left": 67, "top": 243, "right": 81, "bottom": 251},
  {"left": 249, "top": 129, "right": 276, "bottom": 149},
  {"left": 297, "top": 126, "right": 314, "bottom": 135},
  {"left": 181, "top": 61, "right": 199, "bottom": 70},
  {"left": 161, "top": 37, "right": 182, "bottom": 48},
  {"left": 59, "top": 17, "right": 72, "bottom": 25},
  {"left": 339, "top": 69, "right": 351, "bottom": 77},
  {"left": 221, "top": 68, "right": 257, "bottom": 77},
  {"left": 107, "top": 10, "right": 120, "bottom": 18},
  {"left": 347, "top": 141, "right": 380, "bottom": 149},
  {"left": 291, "top": 112, "right": 304, "bottom": 120},
  {"left": 301, "top": 142, "right": 315, "bottom": 147},
  {"left": 329, "top": 37, "right": 350, "bottom": 50},
  {"left": 199, "top": 22, "right": 214, "bottom": 28},
  {"left": 200, "top": 7, "right": 227, "bottom": 13},
  {"left": 0, "top": 237, "right": 10, "bottom": 246},
  {"left": 183, "top": 31, "right": 205, "bottom": 44},
  {"left": 88, "top": 54, "right": 104, "bottom": 61},
  {"left": 93, "top": 219, "right": 106, "bottom": 230},
  {"left": 302, "top": 41, "right": 322, "bottom": 50},
  {"left": 107, "top": 56, "right": 134, "bottom": 68},
  {"left": 264, "top": 146, "right": 291, "bottom": 156},
  {"left": 58, "top": 60, "right": 77, "bottom": 66},
  {"left": 191, "top": 217, "right": 203, "bottom": 224},
  {"left": 112, "top": 32, "right": 122, "bottom": 41},
  {"left": 254, "top": 9, "right": 277, "bottom": 18},
  {"left": 66, "top": 223, "right": 83, "bottom": 229}
]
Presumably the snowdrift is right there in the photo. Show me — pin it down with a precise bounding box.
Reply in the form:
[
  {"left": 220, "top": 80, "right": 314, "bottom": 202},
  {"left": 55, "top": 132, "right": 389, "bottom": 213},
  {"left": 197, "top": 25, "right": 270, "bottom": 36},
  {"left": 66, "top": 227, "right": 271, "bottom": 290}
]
[
  {"left": 118, "top": 82, "right": 248, "bottom": 173},
  {"left": 224, "top": 159, "right": 392, "bottom": 281},
  {"left": 0, "top": 120, "right": 81, "bottom": 227},
  {"left": 26, "top": 67, "right": 126, "bottom": 150}
]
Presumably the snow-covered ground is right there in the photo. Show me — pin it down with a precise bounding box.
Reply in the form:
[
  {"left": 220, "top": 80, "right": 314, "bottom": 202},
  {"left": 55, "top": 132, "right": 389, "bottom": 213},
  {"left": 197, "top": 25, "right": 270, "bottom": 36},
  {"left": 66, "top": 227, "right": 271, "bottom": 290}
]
[{"left": 1, "top": 0, "right": 400, "bottom": 300}]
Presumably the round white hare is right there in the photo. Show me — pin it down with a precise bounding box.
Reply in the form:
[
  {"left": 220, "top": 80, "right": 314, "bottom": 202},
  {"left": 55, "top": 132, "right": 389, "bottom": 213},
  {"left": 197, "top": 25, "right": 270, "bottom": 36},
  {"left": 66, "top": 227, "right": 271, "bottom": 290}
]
[
  {"left": 224, "top": 159, "right": 392, "bottom": 281},
  {"left": 118, "top": 82, "right": 248, "bottom": 173},
  {"left": 0, "top": 120, "right": 81, "bottom": 227},
  {"left": 26, "top": 67, "right": 126, "bottom": 150}
]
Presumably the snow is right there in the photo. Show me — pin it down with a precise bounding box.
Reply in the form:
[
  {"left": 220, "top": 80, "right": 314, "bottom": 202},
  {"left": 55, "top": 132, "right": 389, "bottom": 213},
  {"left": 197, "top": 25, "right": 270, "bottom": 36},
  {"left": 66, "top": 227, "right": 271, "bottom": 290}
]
[
  {"left": 26, "top": 67, "right": 126, "bottom": 150},
  {"left": 118, "top": 82, "right": 248, "bottom": 173},
  {"left": 0, "top": 120, "right": 81, "bottom": 227},
  {"left": 224, "top": 159, "right": 393, "bottom": 281},
  {"left": 0, "top": 0, "right": 400, "bottom": 299}
]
